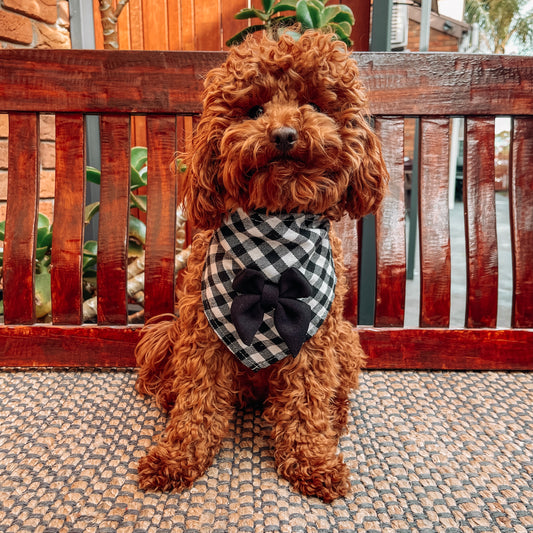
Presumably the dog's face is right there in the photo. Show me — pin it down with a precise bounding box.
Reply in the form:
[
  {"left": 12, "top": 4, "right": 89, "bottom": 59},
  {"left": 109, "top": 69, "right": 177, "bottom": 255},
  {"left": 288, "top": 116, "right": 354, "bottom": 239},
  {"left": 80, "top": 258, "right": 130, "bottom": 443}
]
[{"left": 184, "top": 31, "right": 388, "bottom": 230}]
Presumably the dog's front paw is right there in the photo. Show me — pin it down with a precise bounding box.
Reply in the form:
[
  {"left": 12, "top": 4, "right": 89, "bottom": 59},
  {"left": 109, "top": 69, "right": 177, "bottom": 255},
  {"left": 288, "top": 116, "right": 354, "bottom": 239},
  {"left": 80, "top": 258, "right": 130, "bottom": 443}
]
[
  {"left": 138, "top": 445, "right": 200, "bottom": 492},
  {"left": 279, "top": 455, "right": 351, "bottom": 502}
]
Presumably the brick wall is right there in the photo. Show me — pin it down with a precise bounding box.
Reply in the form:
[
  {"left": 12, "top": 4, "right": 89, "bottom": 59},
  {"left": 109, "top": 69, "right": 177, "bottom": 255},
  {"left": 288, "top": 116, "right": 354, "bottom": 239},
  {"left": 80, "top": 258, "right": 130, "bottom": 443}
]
[
  {"left": 0, "top": 1, "right": 70, "bottom": 222},
  {"left": 0, "top": 0, "right": 70, "bottom": 49}
]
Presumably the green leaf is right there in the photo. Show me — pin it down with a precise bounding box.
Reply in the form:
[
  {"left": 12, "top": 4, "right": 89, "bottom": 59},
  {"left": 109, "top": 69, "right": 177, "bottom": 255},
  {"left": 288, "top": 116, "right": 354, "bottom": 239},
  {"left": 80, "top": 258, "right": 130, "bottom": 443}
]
[
  {"left": 296, "top": 0, "right": 314, "bottom": 28},
  {"left": 83, "top": 240, "right": 98, "bottom": 256},
  {"left": 35, "top": 245, "right": 50, "bottom": 262},
  {"left": 331, "top": 4, "right": 354, "bottom": 25},
  {"left": 0, "top": 220, "right": 5, "bottom": 241},
  {"left": 130, "top": 166, "right": 147, "bottom": 191},
  {"left": 322, "top": 5, "right": 341, "bottom": 24},
  {"left": 83, "top": 255, "right": 97, "bottom": 271},
  {"left": 130, "top": 192, "right": 147, "bottom": 213},
  {"left": 83, "top": 241, "right": 98, "bottom": 272},
  {"left": 272, "top": 0, "right": 298, "bottom": 14},
  {"left": 329, "top": 21, "right": 353, "bottom": 45},
  {"left": 84, "top": 202, "right": 100, "bottom": 224},
  {"left": 36, "top": 226, "right": 52, "bottom": 250},
  {"left": 226, "top": 24, "right": 266, "bottom": 46},
  {"left": 234, "top": 8, "right": 265, "bottom": 20},
  {"left": 34, "top": 270, "right": 51, "bottom": 318},
  {"left": 86, "top": 166, "right": 101, "bottom": 185},
  {"left": 129, "top": 215, "right": 146, "bottom": 245},
  {"left": 37, "top": 213, "right": 50, "bottom": 230},
  {"left": 262, "top": 0, "right": 274, "bottom": 13},
  {"left": 130, "top": 146, "right": 148, "bottom": 172}
]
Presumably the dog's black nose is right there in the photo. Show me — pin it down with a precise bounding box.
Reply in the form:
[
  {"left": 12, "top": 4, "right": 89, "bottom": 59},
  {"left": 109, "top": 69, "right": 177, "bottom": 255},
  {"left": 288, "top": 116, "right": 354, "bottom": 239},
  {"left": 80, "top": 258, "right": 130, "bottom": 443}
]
[{"left": 270, "top": 126, "right": 298, "bottom": 152}]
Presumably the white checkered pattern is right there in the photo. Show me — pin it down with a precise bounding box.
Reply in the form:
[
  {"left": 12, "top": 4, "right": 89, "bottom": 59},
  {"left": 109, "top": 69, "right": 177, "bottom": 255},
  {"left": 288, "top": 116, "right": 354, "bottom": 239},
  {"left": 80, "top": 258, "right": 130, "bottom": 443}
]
[{"left": 202, "top": 209, "right": 337, "bottom": 371}]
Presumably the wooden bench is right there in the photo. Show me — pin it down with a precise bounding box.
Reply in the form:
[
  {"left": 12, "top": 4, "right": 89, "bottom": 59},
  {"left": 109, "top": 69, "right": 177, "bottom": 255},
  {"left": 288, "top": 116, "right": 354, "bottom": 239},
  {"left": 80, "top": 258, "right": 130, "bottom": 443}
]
[{"left": 0, "top": 50, "right": 531, "bottom": 370}]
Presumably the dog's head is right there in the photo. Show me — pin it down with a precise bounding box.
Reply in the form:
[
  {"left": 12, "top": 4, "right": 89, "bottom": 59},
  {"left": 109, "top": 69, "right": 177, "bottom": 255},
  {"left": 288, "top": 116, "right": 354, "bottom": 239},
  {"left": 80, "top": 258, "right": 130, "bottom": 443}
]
[{"left": 184, "top": 31, "right": 389, "bottom": 230}]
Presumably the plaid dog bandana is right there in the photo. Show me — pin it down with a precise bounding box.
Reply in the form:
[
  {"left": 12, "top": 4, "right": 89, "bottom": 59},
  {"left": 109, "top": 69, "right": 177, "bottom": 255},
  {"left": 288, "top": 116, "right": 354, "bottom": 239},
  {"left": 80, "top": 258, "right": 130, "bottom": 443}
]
[{"left": 201, "top": 208, "right": 337, "bottom": 371}]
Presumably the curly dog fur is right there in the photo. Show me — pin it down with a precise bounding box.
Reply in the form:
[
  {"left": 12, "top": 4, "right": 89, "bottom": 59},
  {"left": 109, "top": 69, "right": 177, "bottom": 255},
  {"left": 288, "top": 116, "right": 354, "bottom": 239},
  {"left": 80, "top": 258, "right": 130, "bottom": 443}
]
[{"left": 135, "top": 31, "right": 388, "bottom": 502}]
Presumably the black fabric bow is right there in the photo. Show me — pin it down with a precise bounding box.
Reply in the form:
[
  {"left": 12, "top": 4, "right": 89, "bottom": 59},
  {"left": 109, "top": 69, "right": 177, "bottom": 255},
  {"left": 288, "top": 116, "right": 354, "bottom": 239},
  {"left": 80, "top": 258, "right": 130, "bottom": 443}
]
[{"left": 230, "top": 267, "right": 313, "bottom": 357}]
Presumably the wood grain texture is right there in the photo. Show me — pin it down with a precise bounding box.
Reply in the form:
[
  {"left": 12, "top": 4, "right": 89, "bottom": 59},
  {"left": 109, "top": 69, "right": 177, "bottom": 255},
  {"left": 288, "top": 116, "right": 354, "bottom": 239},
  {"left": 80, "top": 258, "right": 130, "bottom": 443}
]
[
  {"left": 374, "top": 117, "right": 406, "bottom": 327},
  {"left": 51, "top": 114, "right": 86, "bottom": 325},
  {"left": 463, "top": 117, "right": 498, "bottom": 328},
  {"left": 359, "top": 327, "right": 533, "bottom": 370},
  {"left": 510, "top": 117, "right": 533, "bottom": 328},
  {"left": 144, "top": 115, "right": 178, "bottom": 320},
  {"left": 0, "top": 325, "right": 531, "bottom": 370},
  {"left": 97, "top": 115, "right": 131, "bottom": 325},
  {"left": 0, "top": 325, "right": 140, "bottom": 367},
  {"left": 3, "top": 113, "right": 40, "bottom": 325},
  {"left": 1, "top": 51, "right": 531, "bottom": 115},
  {"left": 333, "top": 218, "right": 359, "bottom": 325},
  {"left": 418, "top": 117, "right": 451, "bottom": 327}
]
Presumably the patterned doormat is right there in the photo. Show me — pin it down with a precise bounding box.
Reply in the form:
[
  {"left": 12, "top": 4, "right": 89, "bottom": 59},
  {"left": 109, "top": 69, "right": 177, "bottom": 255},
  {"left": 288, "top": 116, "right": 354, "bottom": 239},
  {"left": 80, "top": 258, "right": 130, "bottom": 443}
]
[{"left": 0, "top": 369, "right": 531, "bottom": 532}]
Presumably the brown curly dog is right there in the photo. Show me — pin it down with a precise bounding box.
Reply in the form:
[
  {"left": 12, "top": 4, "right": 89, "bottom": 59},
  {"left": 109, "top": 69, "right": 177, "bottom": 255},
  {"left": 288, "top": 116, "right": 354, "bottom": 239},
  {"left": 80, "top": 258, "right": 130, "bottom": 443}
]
[{"left": 135, "top": 31, "right": 388, "bottom": 502}]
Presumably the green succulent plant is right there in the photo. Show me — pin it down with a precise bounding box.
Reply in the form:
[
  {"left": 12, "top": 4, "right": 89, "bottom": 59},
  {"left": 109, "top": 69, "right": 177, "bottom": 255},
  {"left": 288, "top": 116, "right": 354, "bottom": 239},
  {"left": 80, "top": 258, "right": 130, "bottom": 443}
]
[{"left": 226, "top": 0, "right": 355, "bottom": 47}]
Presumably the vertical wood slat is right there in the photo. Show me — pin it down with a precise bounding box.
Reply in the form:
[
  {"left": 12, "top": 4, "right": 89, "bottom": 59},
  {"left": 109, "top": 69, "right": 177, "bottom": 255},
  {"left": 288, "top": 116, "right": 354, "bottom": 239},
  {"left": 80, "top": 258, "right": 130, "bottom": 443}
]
[
  {"left": 97, "top": 115, "right": 131, "bottom": 325},
  {"left": 510, "top": 117, "right": 533, "bottom": 328},
  {"left": 195, "top": 2, "right": 222, "bottom": 50},
  {"left": 143, "top": 0, "right": 169, "bottom": 50},
  {"left": 374, "top": 117, "right": 406, "bottom": 327},
  {"left": 333, "top": 217, "right": 359, "bottom": 325},
  {"left": 418, "top": 117, "right": 451, "bottom": 327},
  {"left": 144, "top": 115, "right": 178, "bottom": 320},
  {"left": 221, "top": 0, "right": 249, "bottom": 49},
  {"left": 51, "top": 114, "right": 86, "bottom": 325},
  {"left": 3, "top": 113, "right": 40, "bottom": 325},
  {"left": 463, "top": 117, "right": 498, "bottom": 328}
]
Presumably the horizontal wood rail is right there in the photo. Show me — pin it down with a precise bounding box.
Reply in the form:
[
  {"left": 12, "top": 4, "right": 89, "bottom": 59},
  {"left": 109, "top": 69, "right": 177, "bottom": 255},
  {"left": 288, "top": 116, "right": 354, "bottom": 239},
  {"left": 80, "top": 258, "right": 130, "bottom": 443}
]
[{"left": 0, "top": 50, "right": 532, "bottom": 369}]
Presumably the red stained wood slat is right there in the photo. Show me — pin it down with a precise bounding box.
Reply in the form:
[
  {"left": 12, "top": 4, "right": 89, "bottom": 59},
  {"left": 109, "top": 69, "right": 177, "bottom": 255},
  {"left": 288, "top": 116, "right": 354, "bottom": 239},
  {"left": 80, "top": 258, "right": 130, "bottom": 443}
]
[
  {"left": 333, "top": 217, "right": 360, "bottom": 325},
  {"left": 359, "top": 327, "right": 533, "bottom": 370},
  {"left": 374, "top": 117, "right": 406, "bottom": 327},
  {"left": 418, "top": 117, "right": 451, "bottom": 327},
  {"left": 97, "top": 115, "right": 131, "bottom": 325},
  {"left": 0, "top": 324, "right": 531, "bottom": 370},
  {"left": 221, "top": 0, "right": 248, "bottom": 50},
  {"left": 1, "top": 51, "right": 532, "bottom": 116},
  {"left": 510, "top": 117, "right": 533, "bottom": 328},
  {"left": 0, "top": 325, "right": 140, "bottom": 367},
  {"left": 144, "top": 115, "right": 178, "bottom": 320},
  {"left": 51, "top": 114, "right": 86, "bottom": 325},
  {"left": 463, "top": 117, "right": 498, "bottom": 328},
  {"left": 3, "top": 113, "right": 40, "bottom": 325}
]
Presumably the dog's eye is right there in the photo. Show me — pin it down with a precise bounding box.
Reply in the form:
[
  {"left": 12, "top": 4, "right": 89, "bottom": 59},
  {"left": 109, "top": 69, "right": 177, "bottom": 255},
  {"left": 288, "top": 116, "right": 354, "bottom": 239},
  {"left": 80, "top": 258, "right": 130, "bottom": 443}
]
[
  {"left": 248, "top": 105, "right": 264, "bottom": 119},
  {"left": 308, "top": 102, "right": 321, "bottom": 113}
]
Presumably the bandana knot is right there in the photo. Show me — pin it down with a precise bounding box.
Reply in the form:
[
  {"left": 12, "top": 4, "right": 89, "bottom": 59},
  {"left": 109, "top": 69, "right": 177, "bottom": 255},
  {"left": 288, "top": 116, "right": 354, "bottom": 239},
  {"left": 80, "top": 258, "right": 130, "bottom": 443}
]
[{"left": 231, "top": 267, "right": 313, "bottom": 356}]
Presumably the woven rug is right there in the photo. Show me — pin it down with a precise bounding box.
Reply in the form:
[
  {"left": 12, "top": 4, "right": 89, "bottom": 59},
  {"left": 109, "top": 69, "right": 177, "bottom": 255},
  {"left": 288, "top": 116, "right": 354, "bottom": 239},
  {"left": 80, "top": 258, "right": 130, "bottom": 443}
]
[{"left": 0, "top": 369, "right": 531, "bottom": 533}]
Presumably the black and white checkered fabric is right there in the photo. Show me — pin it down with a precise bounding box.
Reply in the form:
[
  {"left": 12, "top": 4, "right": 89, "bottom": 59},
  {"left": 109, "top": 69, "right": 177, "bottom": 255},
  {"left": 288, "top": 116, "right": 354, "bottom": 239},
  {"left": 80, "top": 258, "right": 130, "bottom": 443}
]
[{"left": 201, "top": 208, "right": 337, "bottom": 371}]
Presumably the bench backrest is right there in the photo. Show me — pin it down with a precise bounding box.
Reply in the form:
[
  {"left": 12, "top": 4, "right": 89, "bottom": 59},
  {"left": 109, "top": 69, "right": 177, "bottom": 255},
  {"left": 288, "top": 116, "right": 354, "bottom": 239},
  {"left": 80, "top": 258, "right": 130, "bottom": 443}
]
[{"left": 0, "top": 50, "right": 531, "bottom": 369}]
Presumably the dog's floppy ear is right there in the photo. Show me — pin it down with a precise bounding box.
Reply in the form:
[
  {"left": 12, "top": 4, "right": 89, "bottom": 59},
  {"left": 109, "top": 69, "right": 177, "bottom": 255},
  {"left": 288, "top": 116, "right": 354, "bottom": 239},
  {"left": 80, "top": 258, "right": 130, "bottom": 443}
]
[
  {"left": 182, "top": 69, "right": 230, "bottom": 231},
  {"left": 182, "top": 118, "right": 225, "bottom": 231},
  {"left": 342, "top": 115, "right": 389, "bottom": 220}
]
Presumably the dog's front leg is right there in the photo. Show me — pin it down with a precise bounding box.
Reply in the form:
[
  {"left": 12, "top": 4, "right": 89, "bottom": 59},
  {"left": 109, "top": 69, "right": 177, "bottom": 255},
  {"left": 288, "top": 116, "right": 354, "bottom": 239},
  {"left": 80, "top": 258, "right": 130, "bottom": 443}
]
[
  {"left": 264, "top": 350, "right": 351, "bottom": 502},
  {"left": 138, "top": 343, "right": 237, "bottom": 492}
]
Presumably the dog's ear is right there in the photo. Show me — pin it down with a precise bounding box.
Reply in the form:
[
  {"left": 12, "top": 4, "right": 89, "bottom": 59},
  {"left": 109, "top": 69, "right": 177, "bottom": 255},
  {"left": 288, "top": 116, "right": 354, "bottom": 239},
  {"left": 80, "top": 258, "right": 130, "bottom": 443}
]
[
  {"left": 342, "top": 116, "right": 389, "bottom": 220},
  {"left": 182, "top": 117, "right": 225, "bottom": 231}
]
